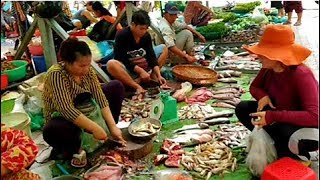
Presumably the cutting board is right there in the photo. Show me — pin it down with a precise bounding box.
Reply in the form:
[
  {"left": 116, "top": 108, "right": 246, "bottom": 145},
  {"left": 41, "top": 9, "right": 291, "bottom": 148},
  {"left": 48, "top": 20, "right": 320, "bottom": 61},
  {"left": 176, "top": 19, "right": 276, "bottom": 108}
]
[
  {"left": 89, "top": 128, "right": 154, "bottom": 165},
  {"left": 117, "top": 128, "right": 154, "bottom": 160}
]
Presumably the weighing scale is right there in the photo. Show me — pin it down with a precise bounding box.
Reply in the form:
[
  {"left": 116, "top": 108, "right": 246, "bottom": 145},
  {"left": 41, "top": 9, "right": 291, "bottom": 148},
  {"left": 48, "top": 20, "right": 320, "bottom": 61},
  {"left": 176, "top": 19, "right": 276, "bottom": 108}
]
[{"left": 150, "top": 91, "right": 179, "bottom": 125}]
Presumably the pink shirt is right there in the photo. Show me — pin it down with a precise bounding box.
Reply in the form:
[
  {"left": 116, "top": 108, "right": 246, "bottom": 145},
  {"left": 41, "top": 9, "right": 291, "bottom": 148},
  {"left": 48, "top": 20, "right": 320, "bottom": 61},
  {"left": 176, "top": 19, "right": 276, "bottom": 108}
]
[{"left": 250, "top": 65, "right": 318, "bottom": 127}]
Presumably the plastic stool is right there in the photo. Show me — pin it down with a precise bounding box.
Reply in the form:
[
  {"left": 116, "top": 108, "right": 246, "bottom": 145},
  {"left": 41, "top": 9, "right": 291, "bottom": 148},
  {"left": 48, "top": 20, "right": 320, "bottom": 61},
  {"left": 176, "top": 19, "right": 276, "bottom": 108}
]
[{"left": 262, "top": 157, "right": 317, "bottom": 180}]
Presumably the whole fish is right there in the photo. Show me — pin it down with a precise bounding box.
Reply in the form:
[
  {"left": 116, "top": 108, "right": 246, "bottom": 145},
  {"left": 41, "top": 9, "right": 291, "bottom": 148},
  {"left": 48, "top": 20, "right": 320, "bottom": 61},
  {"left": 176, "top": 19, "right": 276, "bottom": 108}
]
[
  {"left": 203, "top": 117, "right": 230, "bottom": 125},
  {"left": 218, "top": 70, "right": 242, "bottom": 78},
  {"left": 212, "top": 93, "right": 236, "bottom": 100},
  {"left": 202, "top": 110, "right": 234, "bottom": 120},
  {"left": 169, "top": 129, "right": 214, "bottom": 145},
  {"left": 173, "top": 123, "right": 209, "bottom": 133},
  {"left": 212, "top": 87, "right": 240, "bottom": 94},
  {"left": 218, "top": 78, "right": 238, "bottom": 83},
  {"left": 212, "top": 101, "right": 236, "bottom": 109},
  {"left": 223, "top": 98, "right": 241, "bottom": 106},
  {"left": 214, "top": 84, "right": 243, "bottom": 91},
  {"left": 177, "top": 129, "right": 214, "bottom": 136}
]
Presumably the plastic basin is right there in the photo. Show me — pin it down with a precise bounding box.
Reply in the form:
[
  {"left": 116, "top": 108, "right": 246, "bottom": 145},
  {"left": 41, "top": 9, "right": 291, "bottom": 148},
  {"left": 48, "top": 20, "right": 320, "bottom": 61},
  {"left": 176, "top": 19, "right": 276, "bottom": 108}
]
[
  {"left": 1, "top": 60, "right": 28, "bottom": 82},
  {"left": 1, "top": 112, "right": 32, "bottom": 137},
  {"left": 1, "top": 99, "right": 15, "bottom": 115},
  {"left": 28, "top": 45, "right": 44, "bottom": 56},
  {"left": 69, "top": 29, "right": 87, "bottom": 37}
]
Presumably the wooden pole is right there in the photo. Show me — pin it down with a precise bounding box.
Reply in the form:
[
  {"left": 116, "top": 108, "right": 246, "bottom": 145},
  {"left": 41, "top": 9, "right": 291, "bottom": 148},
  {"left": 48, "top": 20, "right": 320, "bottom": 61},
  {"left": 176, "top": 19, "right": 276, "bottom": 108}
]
[
  {"left": 38, "top": 18, "right": 57, "bottom": 68},
  {"left": 125, "top": 2, "right": 134, "bottom": 25},
  {"left": 106, "top": 9, "right": 126, "bottom": 40},
  {"left": 14, "top": 18, "right": 37, "bottom": 60}
]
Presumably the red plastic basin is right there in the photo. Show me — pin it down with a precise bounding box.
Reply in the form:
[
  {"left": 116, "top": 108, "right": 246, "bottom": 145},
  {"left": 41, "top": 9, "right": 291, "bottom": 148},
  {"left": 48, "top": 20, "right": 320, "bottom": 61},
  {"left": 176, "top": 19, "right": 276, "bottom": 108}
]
[{"left": 28, "top": 45, "right": 44, "bottom": 56}]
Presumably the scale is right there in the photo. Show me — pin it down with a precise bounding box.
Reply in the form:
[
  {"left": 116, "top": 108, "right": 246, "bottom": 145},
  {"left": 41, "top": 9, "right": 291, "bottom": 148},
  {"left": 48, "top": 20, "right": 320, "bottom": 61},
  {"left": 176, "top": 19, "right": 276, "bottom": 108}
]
[{"left": 150, "top": 91, "right": 179, "bottom": 125}]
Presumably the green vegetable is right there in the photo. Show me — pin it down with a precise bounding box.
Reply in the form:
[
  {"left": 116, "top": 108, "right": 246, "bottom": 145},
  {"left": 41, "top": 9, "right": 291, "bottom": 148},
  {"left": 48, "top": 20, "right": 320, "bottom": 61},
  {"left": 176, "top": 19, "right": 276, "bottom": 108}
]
[
  {"left": 215, "top": 11, "right": 236, "bottom": 22},
  {"left": 232, "top": 1, "right": 261, "bottom": 14},
  {"left": 196, "top": 22, "right": 229, "bottom": 40}
]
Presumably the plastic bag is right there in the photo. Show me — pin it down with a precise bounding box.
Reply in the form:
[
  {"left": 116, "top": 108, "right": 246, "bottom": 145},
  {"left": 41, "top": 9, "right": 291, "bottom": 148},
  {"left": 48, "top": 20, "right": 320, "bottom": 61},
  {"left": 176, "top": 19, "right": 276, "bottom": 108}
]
[
  {"left": 251, "top": 7, "right": 269, "bottom": 24},
  {"left": 12, "top": 94, "right": 27, "bottom": 114},
  {"left": 161, "top": 66, "right": 174, "bottom": 80},
  {"left": 24, "top": 96, "right": 43, "bottom": 115},
  {"left": 246, "top": 126, "right": 277, "bottom": 176},
  {"left": 97, "top": 40, "right": 115, "bottom": 64},
  {"left": 172, "top": 82, "right": 192, "bottom": 102},
  {"left": 30, "top": 160, "right": 54, "bottom": 180}
]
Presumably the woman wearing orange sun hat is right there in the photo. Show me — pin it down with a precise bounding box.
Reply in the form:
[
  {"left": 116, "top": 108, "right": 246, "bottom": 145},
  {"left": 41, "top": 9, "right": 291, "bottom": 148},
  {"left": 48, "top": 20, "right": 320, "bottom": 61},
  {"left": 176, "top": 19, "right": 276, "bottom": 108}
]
[{"left": 236, "top": 24, "right": 319, "bottom": 161}]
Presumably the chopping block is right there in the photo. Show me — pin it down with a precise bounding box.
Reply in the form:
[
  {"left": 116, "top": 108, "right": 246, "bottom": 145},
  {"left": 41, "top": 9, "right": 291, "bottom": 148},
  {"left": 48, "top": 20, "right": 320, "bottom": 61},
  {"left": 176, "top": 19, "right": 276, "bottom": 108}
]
[
  {"left": 88, "top": 128, "right": 154, "bottom": 166},
  {"left": 118, "top": 128, "right": 154, "bottom": 160}
]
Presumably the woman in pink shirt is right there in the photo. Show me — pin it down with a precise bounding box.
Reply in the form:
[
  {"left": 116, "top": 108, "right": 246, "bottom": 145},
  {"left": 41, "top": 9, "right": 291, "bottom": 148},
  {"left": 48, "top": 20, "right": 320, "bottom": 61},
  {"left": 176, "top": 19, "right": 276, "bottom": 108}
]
[{"left": 236, "top": 24, "right": 319, "bottom": 161}]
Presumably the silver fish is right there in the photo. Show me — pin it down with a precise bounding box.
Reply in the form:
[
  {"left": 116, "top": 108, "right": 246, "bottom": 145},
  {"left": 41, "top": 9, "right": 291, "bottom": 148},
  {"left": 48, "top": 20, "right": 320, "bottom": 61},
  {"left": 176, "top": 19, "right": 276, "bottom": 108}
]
[
  {"left": 173, "top": 123, "right": 209, "bottom": 133},
  {"left": 212, "top": 101, "right": 236, "bottom": 109},
  {"left": 218, "top": 78, "right": 238, "bottom": 83}
]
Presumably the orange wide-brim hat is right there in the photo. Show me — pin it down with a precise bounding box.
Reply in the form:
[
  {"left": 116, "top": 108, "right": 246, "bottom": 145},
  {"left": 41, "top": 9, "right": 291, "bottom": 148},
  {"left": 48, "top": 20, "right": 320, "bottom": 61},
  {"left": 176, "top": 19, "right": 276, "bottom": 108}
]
[{"left": 243, "top": 24, "right": 312, "bottom": 66}]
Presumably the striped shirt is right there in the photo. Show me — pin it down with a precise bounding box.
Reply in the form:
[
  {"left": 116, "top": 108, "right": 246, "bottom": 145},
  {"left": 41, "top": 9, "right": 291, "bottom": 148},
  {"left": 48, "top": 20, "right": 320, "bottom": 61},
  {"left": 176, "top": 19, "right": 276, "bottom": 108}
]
[{"left": 43, "top": 63, "right": 109, "bottom": 122}]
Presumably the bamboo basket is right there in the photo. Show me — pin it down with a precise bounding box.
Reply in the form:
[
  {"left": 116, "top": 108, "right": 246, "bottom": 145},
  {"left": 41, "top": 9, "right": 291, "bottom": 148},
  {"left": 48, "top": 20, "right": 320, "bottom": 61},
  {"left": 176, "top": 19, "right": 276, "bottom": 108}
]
[{"left": 172, "top": 65, "right": 218, "bottom": 86}]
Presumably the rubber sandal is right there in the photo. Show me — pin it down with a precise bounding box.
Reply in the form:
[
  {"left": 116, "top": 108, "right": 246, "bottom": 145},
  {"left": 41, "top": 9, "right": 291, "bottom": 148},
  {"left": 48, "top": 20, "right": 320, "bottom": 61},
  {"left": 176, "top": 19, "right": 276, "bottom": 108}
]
[
  {"left": 71, "top": 150, "right": 87, "bottom": 168},
  {"left": 283, "top": 21, "right": 292, "bottom": 25},
  {"left": 294, "top": 22, "right": 302, "bottom": 26}
]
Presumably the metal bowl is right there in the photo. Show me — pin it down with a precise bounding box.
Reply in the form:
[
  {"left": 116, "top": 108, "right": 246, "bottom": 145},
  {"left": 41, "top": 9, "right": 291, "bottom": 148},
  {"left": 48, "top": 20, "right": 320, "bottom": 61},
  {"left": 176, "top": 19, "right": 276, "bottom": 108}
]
[{"left": 128, "top": 118, "right": 162, "bottom": 141}]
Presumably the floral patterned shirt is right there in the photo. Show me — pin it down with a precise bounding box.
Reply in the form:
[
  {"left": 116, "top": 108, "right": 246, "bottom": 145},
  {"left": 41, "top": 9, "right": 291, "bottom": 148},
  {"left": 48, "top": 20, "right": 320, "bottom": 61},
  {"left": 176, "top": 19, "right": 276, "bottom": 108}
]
[{"left": 1, "top": 124, "right": 39, "bottom": 173}]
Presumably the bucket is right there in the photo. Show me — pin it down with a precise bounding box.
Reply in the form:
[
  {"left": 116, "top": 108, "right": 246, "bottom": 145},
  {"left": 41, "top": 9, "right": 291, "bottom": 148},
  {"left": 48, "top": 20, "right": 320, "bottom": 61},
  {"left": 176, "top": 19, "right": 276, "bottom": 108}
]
[
  {"left": 28, "top": 45, "right": 44, "bottom": 56},
  {"left": 32, "top": 56, "right": 47, "bottom": 73},
  {"left": 1, "top": 99, "right": 15, "bottom": 115},
  {"left": 69, "top": 29, "right": 87, "bottom": 37},
  {"left": 1, "top": 112, "right": 32, "bottom": 137}
]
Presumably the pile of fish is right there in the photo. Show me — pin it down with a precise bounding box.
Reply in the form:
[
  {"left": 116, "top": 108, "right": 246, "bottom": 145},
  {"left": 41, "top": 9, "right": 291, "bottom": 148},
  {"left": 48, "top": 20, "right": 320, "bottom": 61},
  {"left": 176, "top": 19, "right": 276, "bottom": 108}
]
[
  {"left": 194, "top": 52, "right": 205, "bottom": 61},
  {"left": 181, "top": 142, "right": 237, "bottom": 180},
  {"left": 168, "top": 123, "right": 214, "bottom": 146},
  {"left": 211, "top": 85, "right": 245, "bottom": 109},
  {"left": 120, "top": 98, "right": 153, "bottom": 122},
  {"left": 131, "top": 122, "right": 160, "bottom": 136},
  {"left": 215, "top": 60, "right": 261, "bottom": 72},
  {"left": 179, "top": 104, "right": 235, "bottom": 120},
  {"left": 214, "top": 123, "right": 250, "bottom": 148},
  {"left": 178, "top": 104, "right": 216, "bottom": 120},
  {"left": 194, "top": 44, "right": 206, "bottom": 52},
  {"left": 221, "top": 54, "right": 258, "bottom": 61},
  {"left": 154, "top": 139, "right": 185, "bottom": 168},
  {"left": 84, "top": 165, "right": 122, "bottom": 180}
]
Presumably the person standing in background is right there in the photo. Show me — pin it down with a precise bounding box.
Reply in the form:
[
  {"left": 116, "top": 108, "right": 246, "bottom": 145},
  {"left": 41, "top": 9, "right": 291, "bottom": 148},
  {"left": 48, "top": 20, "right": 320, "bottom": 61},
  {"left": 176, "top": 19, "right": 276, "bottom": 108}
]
[
  {"left": 283, "top": 1, "right": 303, "bottom": 26},
  {"left": 271, "top": 1, "right": 285, "bottom": 17}
]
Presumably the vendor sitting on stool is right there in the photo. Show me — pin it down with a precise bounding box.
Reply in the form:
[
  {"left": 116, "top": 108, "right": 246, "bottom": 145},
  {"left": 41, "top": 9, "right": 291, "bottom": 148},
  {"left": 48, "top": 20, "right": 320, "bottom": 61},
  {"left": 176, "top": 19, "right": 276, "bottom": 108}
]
[
  {"left": 107, "top": 10, "right": 168, "bottom": 95},
  {"left": 42, "top": 37, "right": 126, "bottom": 167},
  {"left": 157, "top": 3, "right": 206, "bottom": 65},
  {"left": 236, "top": 24, "right": 319, "bottom": 161}
]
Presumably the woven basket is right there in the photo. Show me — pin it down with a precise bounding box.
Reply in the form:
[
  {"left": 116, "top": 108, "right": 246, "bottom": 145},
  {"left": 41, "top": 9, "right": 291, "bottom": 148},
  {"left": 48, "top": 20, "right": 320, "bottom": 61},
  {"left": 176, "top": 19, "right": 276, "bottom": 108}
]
[{"left": 172, "top": 65, "right": 218, "bottom": 86}]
